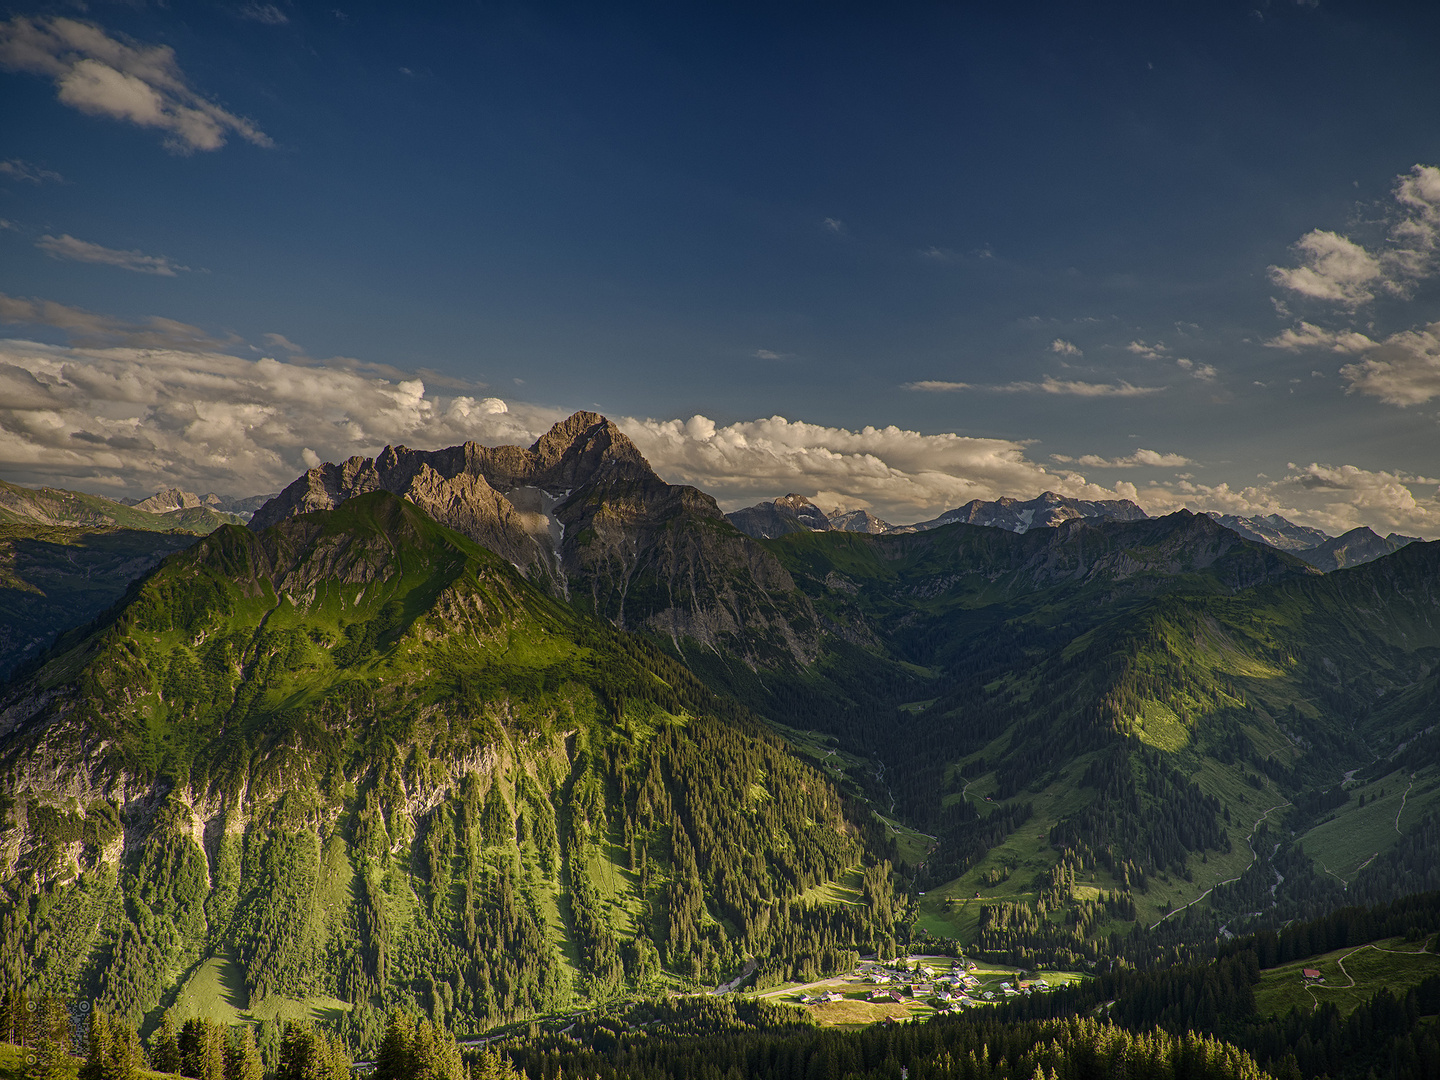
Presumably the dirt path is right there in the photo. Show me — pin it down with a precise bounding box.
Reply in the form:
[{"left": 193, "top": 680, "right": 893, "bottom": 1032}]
[
  {"left": 1302, "top": 941, "right": 1433, "bottom": 1011},
  {"left": 1149, "top": 799, "right": 1289, "bottom": 931},
  {"left": 1396, "top": 773, "right": 1415, "bottom": 834}
]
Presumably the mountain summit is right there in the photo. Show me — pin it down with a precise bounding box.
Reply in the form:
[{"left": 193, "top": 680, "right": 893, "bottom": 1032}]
[
  {"left": 252, "top": 413, "right": 820, "bottom": 664},
  {"left": 250, "top": 411, "right": 648, "bottom": 584}
]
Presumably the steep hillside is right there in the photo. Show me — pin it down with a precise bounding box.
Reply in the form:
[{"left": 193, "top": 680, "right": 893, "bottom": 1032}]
[
  {"left": 0, "top": 493, "right": 900, "bottom": 1047},
  {"left": 0, "top": 524, "right": 199, "bottom": 680}
]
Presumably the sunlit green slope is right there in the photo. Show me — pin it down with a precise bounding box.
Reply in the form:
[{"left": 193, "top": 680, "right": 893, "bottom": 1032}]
[{"left": 0, "top": 492, "right": 901, "bottom": 1049}]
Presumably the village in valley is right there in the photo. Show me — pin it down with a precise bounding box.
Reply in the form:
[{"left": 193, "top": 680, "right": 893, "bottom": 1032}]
[{"left": 753, "top": 955, "right": 1084, "bottom": 1026}]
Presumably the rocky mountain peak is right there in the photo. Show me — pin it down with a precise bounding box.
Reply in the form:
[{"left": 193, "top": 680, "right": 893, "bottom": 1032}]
[
  {"left": 243, "top": 413, "right": 816, "bottom": 664},
  {"left": 725, "top": 494, "right": 832, "bottom": 538},
  {"left": 131, "top": 487, "right": 210, "bottom": 513}
]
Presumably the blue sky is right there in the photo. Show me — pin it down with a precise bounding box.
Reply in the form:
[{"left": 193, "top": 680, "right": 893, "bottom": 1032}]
[{"left": 3, "top": 1, "right": 1440, "bottom": 535}]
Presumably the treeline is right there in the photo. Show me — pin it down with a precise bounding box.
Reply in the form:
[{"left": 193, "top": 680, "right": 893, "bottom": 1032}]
[
  {"left": 980, "top": 890, "right": 1440, "bottom": 1080},
  {"left": 494, "top": 996, "right": 1273, "bottom": 1080},
  {"left": 0, "top": 993, "right": 361, "bottom": 1080}
]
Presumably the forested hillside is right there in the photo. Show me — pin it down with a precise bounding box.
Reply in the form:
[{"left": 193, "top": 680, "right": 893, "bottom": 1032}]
[
  {"left": 666, "top": 512, "right": 1440, "bottom": 969},
  {"left": 0, "top": 492, "right": 902, "bottom": 1052}
]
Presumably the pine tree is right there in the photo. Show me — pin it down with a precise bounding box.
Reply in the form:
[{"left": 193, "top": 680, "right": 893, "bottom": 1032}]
[
  {"left": 276, "top": 1022, "right": 349, "bottom": 1080},
  {"left": 79, "top": 1011, "right": 113, "bottom": 1080},
  {"left": 150, "top": 1010, "right": 182, "bottom": 1075},
  {"left": 112, "top": 1024, "right": 143, "bottom": 1080},
  {"left": 471, "top": 1047, "right": 522, "bottom": 1080},
  {"left": 26, "top": 998, "right": 73, "bottom": 1080},
  {"left": 374, "top": 1013, "right": 415, "bottom": 1080},
  {"left": 223, "top": 1026, "right": 263, "bottom": 1080}
]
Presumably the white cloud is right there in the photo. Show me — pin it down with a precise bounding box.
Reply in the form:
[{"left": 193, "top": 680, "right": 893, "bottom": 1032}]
[
  {"left": 1338, "top": 323, "right": 1440, "bottom": 406},
  {"left": 1265, "top": 321, "right": 1375, "bottom": 353},
  {"left": 1268, "top": 230, "right": 1383, "bottom": 307},
  {"left": 1069, "top": 449, "right": 1191, "bottom": 469},
  {"left": 1003, "top": 377, "right": 1161, "bottom": 397},
  {"left": 1281, "top": 463, "right": 1439, "bottom": 535},
  {"left": 1126, "top": 340, "right": 1169, "bottom": 359},
  {"left": 36, "top": 234, "right": 190, "bottom": 275},
  {"left": 904, "top": 377, "right": 1161, "bottom": 397},
  {"left": 1174, "top": 358, "right": 1217, "bottom": 380},
  {"left": 822, "top": 217, "right": 845, "bottom": 233},
  {"left": 263, "top": 332, "right": 305, "bottom": 354},
  {"left": 0, "top": 339, "right": 555, "bottom": 496},
  {"left": 1126, "top": 338, "right": 1213, "bottom": 379},
  {"left": 0, "top": 16, "right": 270, "bottom": 153},
  {"left": 1049, "top": 338, "right": 1081, "bottom": 356},
  {"left": 0, "top": 158, "right": 63, "bottom": 183},
  {"left": 1268, "top": 165, "right": 1440, "bottom": 312},
  {"left": 1387, "top": 164, "right": 1440, "bottom": 284},
  {"left": 753, "top": 348, "right": 790, "bottom": 360}
]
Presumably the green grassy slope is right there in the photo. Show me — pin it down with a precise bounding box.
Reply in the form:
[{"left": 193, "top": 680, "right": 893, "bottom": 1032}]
[
  {"left": 0, "top": 492, "right": 901, "bottom": 1051},
  {"left": 1254, "top": 937, "right": 1440, "bottom": 1018}
]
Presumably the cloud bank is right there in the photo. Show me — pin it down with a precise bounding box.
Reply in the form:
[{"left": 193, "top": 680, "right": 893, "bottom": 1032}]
[
  {"left": 0, "top": 16, "right": 270, "bottom": 153},
  {"left": 0, "top": 329, "right": 1431, "bottom": 537},
  {"left": 616, "top": 413, "right": 1133, "bottom": 519},
  {"left": 0, "top": 339, "right": 559, "bottom": 496}
]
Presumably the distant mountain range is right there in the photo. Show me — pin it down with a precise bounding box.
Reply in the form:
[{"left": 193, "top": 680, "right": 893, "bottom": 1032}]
[
  {"left": 1203, "top": 512, "right": 1418, "bottom": 571},
  {"left": 906, "top": 490, "right": 1150, "bottom": 533},
  {"left": 120, "top": 486, "right": 274, "bottom": 518},
  {"left": 0, "top": 477, "right": 250, "bottom": 532},
  {"left": 725, "top": 490, "right": 1149, "bottom": 539},
  {"left": 724, "top": 492, "right": 1420, "bottom": 575}
]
